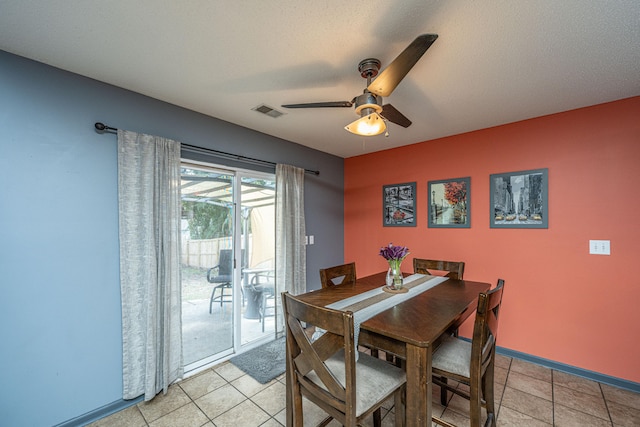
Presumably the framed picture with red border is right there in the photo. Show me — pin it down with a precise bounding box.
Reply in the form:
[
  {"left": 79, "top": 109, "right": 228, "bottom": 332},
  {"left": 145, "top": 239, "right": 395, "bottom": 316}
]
[{"left": 428, "top": 177, "right": 471, "bottom": 228}]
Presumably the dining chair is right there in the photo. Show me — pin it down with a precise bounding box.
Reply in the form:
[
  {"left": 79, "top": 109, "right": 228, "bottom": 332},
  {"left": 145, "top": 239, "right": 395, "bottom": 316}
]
[
  {"left": 413, "top": 258, "right": 465, "bottom": 280},
  {"left": 431, "top": 279, "right": 505, "bottom": 427},
  {"left": 281, "top": 291, "right": 406, "bottom": 427},
  {"left": 318, "top": 262, "right": 386, "bottom": 359},
  {"left": 414, "top": 258, "right": 466, "bottom": 338},
  {"left": 319, "top": 262, "right": 356, "bottom": 288}
]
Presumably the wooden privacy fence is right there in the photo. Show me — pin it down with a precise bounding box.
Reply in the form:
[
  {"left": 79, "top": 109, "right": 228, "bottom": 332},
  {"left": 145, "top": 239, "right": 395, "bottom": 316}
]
[{"left": 181, "top": 238, "right": 231, "bottom": 269}]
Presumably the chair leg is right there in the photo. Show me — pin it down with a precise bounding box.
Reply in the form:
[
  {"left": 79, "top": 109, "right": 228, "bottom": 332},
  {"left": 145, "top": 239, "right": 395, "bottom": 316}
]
[
  {"left": 260, "top": 292, "right": 275, "bottom": 333},
  {"left": 291, "top": 381, "right": 304, "bottom": 427},
  {"left": 469, "top": 370, "right": 492, "bottom": 427},
  {"left": 469, "top": 384, "right": 482, "bottom": 427},
  {"left": 440, "top": 376, "right": 449, "bottom": 406},
  {"left": 209, "top": 287, "right": 217, "bottom": 314},
  {"left": 482, "top": 365, "right": 497, "bottom": 427},
  {"left": 210, "top": 284, "right": 232, "bottom": 313},
  {"left": 373, "top": 408, "right": 381, "bottom": 427},
  {"left": 394, "top": 385, "right": 406, "bottom": 427},
  {"left": 258, "top": 293, "right": 265, "bottom": 332}
]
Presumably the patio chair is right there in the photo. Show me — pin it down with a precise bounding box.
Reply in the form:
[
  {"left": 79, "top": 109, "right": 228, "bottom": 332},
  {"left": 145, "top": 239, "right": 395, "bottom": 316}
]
[
  {"left": 249, "top": 270, "right": 275, "bottom": 332},
  {"left": 207, "top": 249, "right": 233, "bottom": 313}
]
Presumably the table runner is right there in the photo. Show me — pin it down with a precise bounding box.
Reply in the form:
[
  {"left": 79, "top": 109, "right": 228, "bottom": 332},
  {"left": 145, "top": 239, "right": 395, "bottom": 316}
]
[{"left": 316, "top": 274, "right": 449, "bottom": 358}]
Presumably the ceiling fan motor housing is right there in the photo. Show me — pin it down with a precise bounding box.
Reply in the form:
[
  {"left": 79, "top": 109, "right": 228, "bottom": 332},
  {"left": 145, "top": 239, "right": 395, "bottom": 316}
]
[
  {"left": 354, "top": 91, "right": 383, "bottom": 115},
  {"left": 358, "top": 58, "right": 381, "bottom": 79}
]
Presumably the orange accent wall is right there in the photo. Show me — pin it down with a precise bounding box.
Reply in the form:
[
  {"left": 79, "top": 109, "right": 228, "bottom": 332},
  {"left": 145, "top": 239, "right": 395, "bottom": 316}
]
[{"left": 344, "top": 96, "right": 640, "bottom": 383}]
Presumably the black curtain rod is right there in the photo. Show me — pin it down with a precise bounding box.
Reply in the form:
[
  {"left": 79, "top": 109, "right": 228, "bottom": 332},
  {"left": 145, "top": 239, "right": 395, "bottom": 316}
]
[{"left": 94, "top": 122, "right": 320, "bottom": 176}]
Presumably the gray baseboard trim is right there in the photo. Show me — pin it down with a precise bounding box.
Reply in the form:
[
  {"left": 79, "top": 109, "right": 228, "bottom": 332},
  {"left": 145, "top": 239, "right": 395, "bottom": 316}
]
[
  {"left": 496, "top": 345, "right": 640, "bottom": 394},
  {"left": 454, "top": 337, "right": 640, "bottom": 393},
  {"left": 54, "top": 396, "right": 143, "bottom": 427}
]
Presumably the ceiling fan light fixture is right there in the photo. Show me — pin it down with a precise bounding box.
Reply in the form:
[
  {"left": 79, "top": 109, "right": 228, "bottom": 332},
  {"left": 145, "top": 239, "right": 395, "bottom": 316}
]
[{"left": 345, "top": 112, "right": 386, "bottom": 136}]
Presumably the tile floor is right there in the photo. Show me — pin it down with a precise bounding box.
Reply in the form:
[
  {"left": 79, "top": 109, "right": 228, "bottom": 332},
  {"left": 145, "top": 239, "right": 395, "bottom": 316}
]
[{"left": 88, "top": 353, "right": 640, "bottom": 427}]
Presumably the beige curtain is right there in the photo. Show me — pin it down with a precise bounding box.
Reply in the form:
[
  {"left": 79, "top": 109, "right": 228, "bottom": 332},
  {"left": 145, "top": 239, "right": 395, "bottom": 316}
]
[
  {"left": 117, "top": 130, "right": 183, "bottom": 401},
  {"left": 275, "top": 164, "right": 306, "bottom": 313}
]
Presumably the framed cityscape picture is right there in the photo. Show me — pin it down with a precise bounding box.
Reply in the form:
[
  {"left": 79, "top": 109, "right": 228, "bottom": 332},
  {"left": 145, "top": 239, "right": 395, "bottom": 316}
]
[
  {"left": 383, "top": 182, "right": 416, "bottom": 227},
  {"left": 427, "top": 177, "right": 471, "bottom": 228},
  {"left": 490, "top": 168, "right": 548, "bottom": 228}
]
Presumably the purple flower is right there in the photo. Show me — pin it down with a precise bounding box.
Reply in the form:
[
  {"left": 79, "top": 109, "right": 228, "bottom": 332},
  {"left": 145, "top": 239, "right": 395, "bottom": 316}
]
[{"left": 379, "top": 243, "right": 410, "bottom": 261}]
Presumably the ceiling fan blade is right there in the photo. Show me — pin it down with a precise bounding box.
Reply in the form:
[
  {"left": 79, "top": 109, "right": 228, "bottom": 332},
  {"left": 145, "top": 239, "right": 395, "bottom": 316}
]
[
  {"left": 367, "top": 34, "right": 438, "bottom": 97},
  {"left": 281, "top": 101, "right": 353, "bottom": 108},
  {"left": 381, "top": 104, "right": 412, "bottom": 128}
]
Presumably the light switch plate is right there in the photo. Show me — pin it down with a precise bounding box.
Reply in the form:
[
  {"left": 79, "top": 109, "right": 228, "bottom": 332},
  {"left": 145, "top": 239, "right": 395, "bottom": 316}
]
[{"left": 589, "top": 240, "right": 610, "bottom": 255}]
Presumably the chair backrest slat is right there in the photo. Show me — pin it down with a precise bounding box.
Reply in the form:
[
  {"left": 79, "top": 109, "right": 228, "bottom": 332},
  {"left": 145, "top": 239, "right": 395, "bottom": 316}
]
[
  {"left": 319, "top": 262, "right": 356, "bottom": 288},
  {"left": 413, "top": 258, "right": 465, "bottom": 280},
  {"left": 217, "top": 249, "right": 233, "bottom": 275}
]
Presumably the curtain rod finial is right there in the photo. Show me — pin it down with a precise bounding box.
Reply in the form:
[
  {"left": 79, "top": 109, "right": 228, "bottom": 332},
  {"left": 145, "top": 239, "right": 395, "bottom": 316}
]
[{"left": 95, "top": 122, "right": 117, "bottom": 133}]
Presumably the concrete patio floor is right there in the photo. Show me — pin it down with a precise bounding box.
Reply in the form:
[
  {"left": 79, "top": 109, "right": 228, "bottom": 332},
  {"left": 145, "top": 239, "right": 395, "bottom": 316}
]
[{"left": 182, "top": 297, "right": 276, "bottom": 367}]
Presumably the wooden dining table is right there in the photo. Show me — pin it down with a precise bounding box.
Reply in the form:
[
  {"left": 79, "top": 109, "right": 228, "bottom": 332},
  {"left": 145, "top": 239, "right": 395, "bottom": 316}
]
[{"left": 288, "top": 271, "right": 491, "bottom": 427}]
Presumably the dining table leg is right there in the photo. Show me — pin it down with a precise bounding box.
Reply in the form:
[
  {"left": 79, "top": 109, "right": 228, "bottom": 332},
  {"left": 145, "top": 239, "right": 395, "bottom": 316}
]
[{"left": 405, "top": 343, "right": 432, "bottom": 427}]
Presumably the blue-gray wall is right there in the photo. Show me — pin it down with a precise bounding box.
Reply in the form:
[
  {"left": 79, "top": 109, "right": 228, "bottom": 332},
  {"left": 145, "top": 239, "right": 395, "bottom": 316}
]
[{"left": 0, "top": 50, "right": 344, "bottom": 426}]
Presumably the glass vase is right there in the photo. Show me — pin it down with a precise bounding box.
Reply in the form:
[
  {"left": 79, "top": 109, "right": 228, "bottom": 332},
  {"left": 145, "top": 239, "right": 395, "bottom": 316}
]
[{"left": 386, "top": 261, "right": 404, "bottom": 290}]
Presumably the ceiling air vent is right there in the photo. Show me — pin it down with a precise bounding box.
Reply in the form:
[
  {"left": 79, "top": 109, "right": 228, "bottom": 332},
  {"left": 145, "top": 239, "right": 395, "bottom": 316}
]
[{"left": 252, "top": 104, "right": 284, "bottom": 118}]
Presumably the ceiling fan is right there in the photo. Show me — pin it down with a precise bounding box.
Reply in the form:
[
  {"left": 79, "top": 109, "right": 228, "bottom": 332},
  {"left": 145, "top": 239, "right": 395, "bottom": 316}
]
[{"left": 282, "top": 34, "right": 438, "bottom": 136}]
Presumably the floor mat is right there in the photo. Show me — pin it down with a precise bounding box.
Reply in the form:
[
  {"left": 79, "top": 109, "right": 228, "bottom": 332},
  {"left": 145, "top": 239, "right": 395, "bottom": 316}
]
[{"left": 229, "top": 337, "right": 285, "bottom": 383}]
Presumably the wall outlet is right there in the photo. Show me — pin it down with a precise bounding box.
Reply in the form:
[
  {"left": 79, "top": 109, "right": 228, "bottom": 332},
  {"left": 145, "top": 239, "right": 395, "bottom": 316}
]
[{"left": 589, "top": 240, "right": 610, "bottom": 255}]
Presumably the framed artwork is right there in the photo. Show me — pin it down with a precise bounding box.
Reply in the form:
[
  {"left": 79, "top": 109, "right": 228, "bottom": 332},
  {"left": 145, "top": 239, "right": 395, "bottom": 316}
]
[
  {"left": 490, "top": 168, "right": 548, "bottom": 228},
  {"left": 383, "top": 182, "right": 416, "bottom": 227},
  {"left": 428, "top": 177, "right": 471, "bottom": 228}
]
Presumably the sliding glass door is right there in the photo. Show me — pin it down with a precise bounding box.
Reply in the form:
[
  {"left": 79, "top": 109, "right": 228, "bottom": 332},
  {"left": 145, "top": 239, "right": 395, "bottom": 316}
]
[
  {"left": 180, "top": 164, "right": 235, "bottom": 368},
  {"left": 237, "top": 173, "right": 276, "bottom": 345},
  {"left": 180, "top": 162, "right": 275, "bottom": 371}
]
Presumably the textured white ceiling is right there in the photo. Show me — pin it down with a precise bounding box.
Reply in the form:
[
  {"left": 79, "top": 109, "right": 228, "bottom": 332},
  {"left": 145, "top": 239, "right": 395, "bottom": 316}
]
[{"left": 1, "top": 0, "right": 639, "bottom": 158}]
